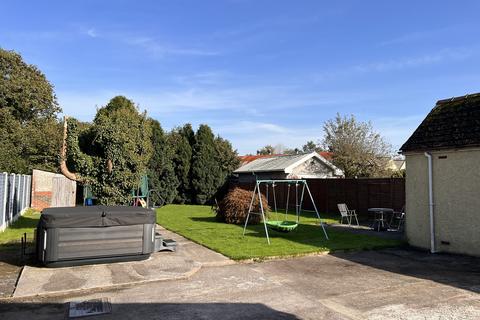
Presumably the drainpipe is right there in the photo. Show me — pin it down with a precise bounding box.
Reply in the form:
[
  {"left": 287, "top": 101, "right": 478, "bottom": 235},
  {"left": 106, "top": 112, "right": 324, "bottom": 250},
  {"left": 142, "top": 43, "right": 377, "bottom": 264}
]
[{"left": 424, "top": 152, "right": 436, "bottom": 253}]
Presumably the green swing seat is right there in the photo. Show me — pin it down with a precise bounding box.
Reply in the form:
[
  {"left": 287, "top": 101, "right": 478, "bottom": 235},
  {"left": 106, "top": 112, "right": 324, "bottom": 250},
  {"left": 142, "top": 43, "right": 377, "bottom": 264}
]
[{"left": 266, "top": 220, "right": 298, "bottom": 232}]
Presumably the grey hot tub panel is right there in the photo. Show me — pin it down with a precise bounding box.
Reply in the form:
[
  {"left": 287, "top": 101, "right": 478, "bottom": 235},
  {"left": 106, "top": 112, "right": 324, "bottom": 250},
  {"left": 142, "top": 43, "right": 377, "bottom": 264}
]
[{"left": 36, "top": 206, "right": 156, "bottom": 267}]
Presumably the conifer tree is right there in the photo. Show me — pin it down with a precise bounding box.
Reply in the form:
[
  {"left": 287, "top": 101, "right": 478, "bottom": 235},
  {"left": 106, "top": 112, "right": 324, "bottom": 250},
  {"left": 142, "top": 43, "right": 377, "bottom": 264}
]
[
  {"left": 169, "top": 126, "right": 193, "bottom": 203},
  {"left": 191, "top": 124, "right": 217, "bottom": 204},
  {"left": 147, "top": 119, "right": 179, "bottom": 205},
  {"left": 213, "top": 136, "right": 240, "bottom": 198}
]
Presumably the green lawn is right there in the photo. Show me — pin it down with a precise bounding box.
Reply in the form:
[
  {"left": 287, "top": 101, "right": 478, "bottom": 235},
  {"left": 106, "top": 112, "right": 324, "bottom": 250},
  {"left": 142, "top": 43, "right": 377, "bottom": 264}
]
[
  {"left": 156, "top": 204, "right": 404, "bottom": 260},
  {"left": 0, "top": 209, "right": 40, "bottom": 251}
]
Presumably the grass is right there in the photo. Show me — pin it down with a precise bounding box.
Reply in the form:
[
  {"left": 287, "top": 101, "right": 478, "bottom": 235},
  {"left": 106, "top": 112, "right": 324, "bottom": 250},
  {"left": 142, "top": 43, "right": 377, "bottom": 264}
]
[
  {"left": 0, "top": 209, "right": 40, "bottom": 251},
  {"left": 156, "top": 204, "right": 405, "bottom": 260}
]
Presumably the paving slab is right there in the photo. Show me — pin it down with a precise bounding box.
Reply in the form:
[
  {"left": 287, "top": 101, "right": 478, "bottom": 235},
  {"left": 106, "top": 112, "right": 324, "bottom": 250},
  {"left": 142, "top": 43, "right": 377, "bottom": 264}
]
[
  {"left": 156, "top": 225, "right": 235, "bottom": 267},
  {"left": 327, "top": 223, "right": 405, "bottom": 240},
  {"left": 12, "top": 225, "right": 233, "bottom": 298},
  {"left": 13, "top": 252, "right": 201, "bottom": 298},
  {"left": 0, "top": 254, "right": 21, "bottom": 298}
]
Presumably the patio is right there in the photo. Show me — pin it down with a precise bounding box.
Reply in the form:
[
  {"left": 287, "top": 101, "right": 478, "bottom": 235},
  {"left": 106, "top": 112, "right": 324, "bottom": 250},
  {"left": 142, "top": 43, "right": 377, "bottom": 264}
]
[{"left": 1, "top": 248, "right": 479, "bottom": 319}]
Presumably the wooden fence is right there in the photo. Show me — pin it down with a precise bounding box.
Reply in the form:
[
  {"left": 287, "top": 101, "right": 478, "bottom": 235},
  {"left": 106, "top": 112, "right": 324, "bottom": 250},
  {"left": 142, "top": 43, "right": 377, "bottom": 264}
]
[{"left": 233, "top": 178, "right": 405, "bottom": 219}]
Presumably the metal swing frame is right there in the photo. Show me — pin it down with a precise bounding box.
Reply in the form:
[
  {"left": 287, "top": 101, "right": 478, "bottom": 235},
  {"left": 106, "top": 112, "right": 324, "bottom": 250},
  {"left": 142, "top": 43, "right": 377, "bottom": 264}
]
[{"left": 243, "top": 179, "right": 329, "bottom": 244}]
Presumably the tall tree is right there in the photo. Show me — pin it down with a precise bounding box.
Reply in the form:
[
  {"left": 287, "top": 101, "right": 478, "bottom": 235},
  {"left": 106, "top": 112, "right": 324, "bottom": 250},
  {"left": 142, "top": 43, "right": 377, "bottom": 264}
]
[
  {"left": 191, "top": 124, "right": 217, "bottom": 204},
  {"left": 180, "top": 123, "right": 195, "bottom": 148},
  {"left": 322, "top": 113, "right": 392, "bottom": 177},
  {"left": 65, "top": 96, "right": 152, "bottom": 205},
  {"left": 147, "top": 119, "right": 179, "bottom": 205},
  {"left": 168, "top": 126, "right": 194, "bottom": 203},
  {"left": 0, "top": 48, "right": 62, "bottom": 173},
  {"left": 213, "top": 136, "right": 240, "bottom": 199},
  {"left": 0, "top": 49, "right": 60, "bottom": 121}
]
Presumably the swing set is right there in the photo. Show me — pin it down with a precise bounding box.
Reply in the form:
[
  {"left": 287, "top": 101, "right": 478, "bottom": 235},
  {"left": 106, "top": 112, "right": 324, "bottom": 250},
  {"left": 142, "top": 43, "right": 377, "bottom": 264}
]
[{"left": 243, "top": 179, "right": 329, "bottom": 244}]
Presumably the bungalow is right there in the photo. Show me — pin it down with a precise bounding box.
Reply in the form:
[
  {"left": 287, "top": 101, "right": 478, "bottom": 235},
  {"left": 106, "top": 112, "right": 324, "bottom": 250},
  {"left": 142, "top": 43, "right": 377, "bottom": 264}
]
[
  {"left": 400, "top": 93, "right": 480, "bottom": 256},
  {"left": 234, "top": 152, "right": 344, "bottom": 183}
]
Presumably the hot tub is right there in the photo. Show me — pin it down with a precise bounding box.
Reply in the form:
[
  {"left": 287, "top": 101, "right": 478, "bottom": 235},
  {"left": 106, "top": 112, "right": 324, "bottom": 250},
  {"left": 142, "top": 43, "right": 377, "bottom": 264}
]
[{"left": 36, "top": 206, "right": 156, "bottom": 267}]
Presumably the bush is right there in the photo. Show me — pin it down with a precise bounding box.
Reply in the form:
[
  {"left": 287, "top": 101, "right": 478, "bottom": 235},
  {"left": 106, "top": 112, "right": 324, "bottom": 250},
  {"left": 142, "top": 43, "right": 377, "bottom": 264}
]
[{"left": 217, "top": 187, "right": 269, "bottom": 224}]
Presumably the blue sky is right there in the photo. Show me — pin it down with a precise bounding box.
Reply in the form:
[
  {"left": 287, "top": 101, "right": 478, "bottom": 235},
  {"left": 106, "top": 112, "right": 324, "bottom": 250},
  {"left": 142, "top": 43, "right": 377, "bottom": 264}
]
[{"left": 2, "top": 1, "right": 480, "bottom": 154}]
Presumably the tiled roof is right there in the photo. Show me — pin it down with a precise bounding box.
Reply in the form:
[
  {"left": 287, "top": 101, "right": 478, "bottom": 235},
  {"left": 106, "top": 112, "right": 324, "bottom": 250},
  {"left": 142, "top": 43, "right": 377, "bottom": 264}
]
[
  {"left": 238, "top": 154, "right": 281, "bottom": 165},
  {"left": 401, "top": 93, "right": 480, "bottom": 152},
  {"left": 318, "top": 151, "right": 333, "bottom": 160}
]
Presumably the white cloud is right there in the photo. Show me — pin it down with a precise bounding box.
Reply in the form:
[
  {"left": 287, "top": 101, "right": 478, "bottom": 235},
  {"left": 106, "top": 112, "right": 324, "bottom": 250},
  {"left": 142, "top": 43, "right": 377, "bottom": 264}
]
[
  {"left": 211, "top": 120, "right": 320, "bottom": 154},
  {"left": 126, "top": 37, "right": 219, "bottom": 58},
  {"left": 86, "top": 28, "right": 97, "bottom": 38},
  {"left": 139, "top": 85, "right": 377, "bottom": 115},
  {"left": 353, "top": 48, "right": 473, "bottom": 73},
  {"left": 378, "top": 25, "right": 465, "bottom": 47},
  {"left": 56, "top": 83, "right": 421, "bottom": 155},
  {"left": 216, "top": 121, "right": 289, "bottom": 135},
  {"left": 313, "top": 47, "right": 476, "bottom": 82}
]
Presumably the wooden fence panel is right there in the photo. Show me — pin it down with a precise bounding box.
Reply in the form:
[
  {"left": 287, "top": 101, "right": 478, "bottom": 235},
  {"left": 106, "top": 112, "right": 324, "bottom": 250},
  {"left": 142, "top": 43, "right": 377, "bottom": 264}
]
[
  {"left": 232, "top": 178, "right": 405, "bottom": 218},
  {"left": 52, "top": 176, "right": 76, "bottom": 207}
]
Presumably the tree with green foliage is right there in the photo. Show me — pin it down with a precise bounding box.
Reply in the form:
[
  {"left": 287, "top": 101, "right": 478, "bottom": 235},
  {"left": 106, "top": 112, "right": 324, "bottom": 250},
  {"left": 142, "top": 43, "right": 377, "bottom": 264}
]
[
  {"left": 302, "top": 140, "right": 322, "bottom": 153},
  {"left": 180, "top": 123, "right": 195, "bottom": 149},
  {"left": 168, "top": 126, "right": 194, "bottom": 204},
  {"left": 0, "top": 48, "right": 62, "bottom": 173},
  {"left": 179, "top": 123, "right": 195, "bottom": 202},
  {"left": 322, "top": 113, "right": 392, "bottom": 178},
  {"left": 65, "top": 96, "right": 152, "bottom": 205},
  {"left": 256, "top": 145, "right": 274, "bottom": 155},
  {"left": 0, "top": 49, "right": 60, "bottom": 121},
  {"left": 213, "top": 136, "right": 240, "bottom": 199},
  {"left": 147, "top": 119, "right": 179, "bottom": 205},
  {"left": 283, "top": 148, "right": 301, "bottom": 155},
  {"left": 191, "top": 124, "right": 218, "bottom": 204},
  {"left": 0, "top": 109, "right": 26, "bottom": 172}
]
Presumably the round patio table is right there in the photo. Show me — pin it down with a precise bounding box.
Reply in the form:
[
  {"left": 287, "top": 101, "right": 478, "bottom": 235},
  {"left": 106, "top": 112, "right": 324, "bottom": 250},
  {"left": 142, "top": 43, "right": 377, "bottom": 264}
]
[{"left": 368, "top": 208, "right": 394, "bottom": 231}]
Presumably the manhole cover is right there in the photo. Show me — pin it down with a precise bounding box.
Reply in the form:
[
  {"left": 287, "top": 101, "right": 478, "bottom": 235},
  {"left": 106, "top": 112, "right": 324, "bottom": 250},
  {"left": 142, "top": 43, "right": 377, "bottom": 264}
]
[{"left": 67, "top": 298, "right": 112, "bottom": 318}]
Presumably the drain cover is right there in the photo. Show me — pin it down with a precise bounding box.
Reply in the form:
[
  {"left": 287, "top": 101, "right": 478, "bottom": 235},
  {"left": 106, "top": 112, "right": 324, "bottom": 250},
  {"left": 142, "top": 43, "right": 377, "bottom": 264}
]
[{"left": 68, "top": 298, "right": 112, "bottom": 318}]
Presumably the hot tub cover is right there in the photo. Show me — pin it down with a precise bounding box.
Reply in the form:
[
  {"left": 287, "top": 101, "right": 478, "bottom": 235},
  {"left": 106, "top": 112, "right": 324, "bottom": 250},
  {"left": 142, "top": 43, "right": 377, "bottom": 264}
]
[{"left": 39, "top": 206, "right": 156, "bottom": 228}]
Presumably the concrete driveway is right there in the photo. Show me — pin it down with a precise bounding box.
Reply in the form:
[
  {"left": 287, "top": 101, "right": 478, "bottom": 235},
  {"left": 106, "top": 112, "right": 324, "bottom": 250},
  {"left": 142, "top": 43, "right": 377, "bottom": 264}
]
[{"left": 1, "top": 248, "right": 479, "bottom": 319}]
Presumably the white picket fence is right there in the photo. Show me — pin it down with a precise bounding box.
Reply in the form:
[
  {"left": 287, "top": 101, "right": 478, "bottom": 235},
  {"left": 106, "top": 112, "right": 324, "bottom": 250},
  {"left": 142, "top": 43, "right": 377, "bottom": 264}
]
[{"left": 0, "top": 172, "right": 32, "bottom": 231}]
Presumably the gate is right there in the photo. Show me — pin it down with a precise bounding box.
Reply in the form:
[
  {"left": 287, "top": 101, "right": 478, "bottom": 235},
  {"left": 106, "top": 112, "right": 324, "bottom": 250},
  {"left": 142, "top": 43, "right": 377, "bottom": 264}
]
[{"left": 51, "top": 176, "right": 76, "bottom": 207}]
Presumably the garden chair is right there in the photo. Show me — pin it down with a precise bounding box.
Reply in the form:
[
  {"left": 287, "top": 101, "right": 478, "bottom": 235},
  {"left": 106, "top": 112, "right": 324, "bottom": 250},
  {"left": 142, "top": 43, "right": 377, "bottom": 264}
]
[
  {"left": 389, "top": 205, "right": 405, "bottom": 231},
  {"left": 337, "top": 203, "right": 359, "bottom": 226}
]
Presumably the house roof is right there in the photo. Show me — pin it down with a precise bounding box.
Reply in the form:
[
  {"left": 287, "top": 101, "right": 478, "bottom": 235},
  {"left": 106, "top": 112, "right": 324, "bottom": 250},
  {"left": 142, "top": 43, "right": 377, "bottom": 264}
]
[
  {"left": 400, "top": 93, "right": 480, "bottom": 153},
  {"left": 318, "top": 151, "right": 333, "bottom": 160},
  {"left": 238, "top": 154, "right": 280, "bottom": 165},
  {"left": 234, "top": 152, "right": 343, "bottom": 175},
  {"left": 238, "top": 151, "right": 332, "bottom": 165}
]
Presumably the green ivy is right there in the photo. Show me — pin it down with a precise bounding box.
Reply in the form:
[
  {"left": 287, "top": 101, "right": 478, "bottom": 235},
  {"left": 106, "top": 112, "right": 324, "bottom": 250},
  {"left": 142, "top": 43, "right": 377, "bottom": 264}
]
[{"left": 66, "top": 96, "right": 152, "bottom": 205}]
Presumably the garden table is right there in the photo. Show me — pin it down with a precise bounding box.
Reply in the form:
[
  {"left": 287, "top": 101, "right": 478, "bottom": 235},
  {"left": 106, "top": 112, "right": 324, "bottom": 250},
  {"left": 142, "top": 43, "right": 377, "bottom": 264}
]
[{"left": 368, "top": 208, "right": 394, "bottom": 231}]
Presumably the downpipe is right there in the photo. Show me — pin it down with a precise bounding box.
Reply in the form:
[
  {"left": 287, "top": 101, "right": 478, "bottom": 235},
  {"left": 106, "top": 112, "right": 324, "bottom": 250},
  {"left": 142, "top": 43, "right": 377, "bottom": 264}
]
[{"left": 424, "top": 152, "right": 436, "bottom": 253}]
